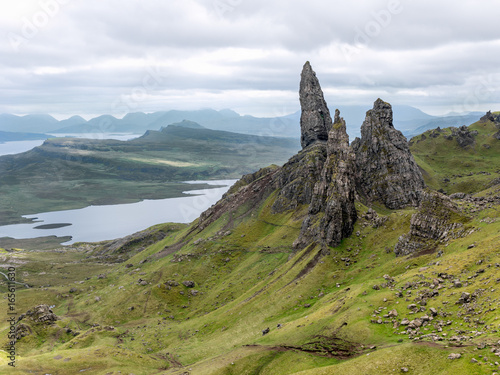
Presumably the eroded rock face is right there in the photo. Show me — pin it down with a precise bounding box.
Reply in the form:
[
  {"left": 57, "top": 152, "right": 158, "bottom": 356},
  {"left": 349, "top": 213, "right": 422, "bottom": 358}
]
[
  {"left": 352, "top": 99, "right": 425, "bottom": 209},
  {"left": 271, "top": 144, "right": 327, "bottom": 213},
  {"left": 394, "top": 191, "right": 468, "bottom": 257},
  {"left": 296, "top": 110, "right": 357, "bottom": 247},
  {"left": 299, "top": 61, "right": 331, "bottom": 149}
]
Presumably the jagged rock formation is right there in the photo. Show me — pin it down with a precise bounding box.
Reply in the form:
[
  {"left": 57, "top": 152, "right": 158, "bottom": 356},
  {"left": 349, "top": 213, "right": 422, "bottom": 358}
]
[
  {"left": 197, "top": 64, "right": 430, "bottom": 251},
  {"left": 299, "top": 61, "right": 331, "bottom": 149},
  {"left": 394, "top": 191, "right": 469, "bottom": 257},
  {"left": 452, "top": 125, "right": 477, "bottom": 148},
  {"left": 296, "top": 110, "right": 357, "bottom": 248},
  {"left": 480, "top": 110, "right": 500, "bottom": 124},
  {"left": 352, "top": 99, "right": 425, "bottom": 209},
  {"left": 481, "top": 111, "right": 500, "bottom": 140}
]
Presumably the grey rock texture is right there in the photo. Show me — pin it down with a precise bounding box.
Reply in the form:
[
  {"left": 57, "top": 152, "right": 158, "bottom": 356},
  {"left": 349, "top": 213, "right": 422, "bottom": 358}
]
[
  {"left": 352, "top": 98, "right": 425, "bottom": 209},
  {"left": 394, "top": 191, "right": 468, "bottom": 257},
  {"left": 296, "top": 110, "right": 357, "bottom": 248},
  {"left": 299, "top": 61, "right": 331, "bottom": 149},
  {"left": 271, "top": 143, "right": 327, "bottom": 213},
  {"left": 451, "top": 125, "right": 477, "bottom": 148},
  {"left": 480, "top": 110, "right": 500, "bottom": 124},
  {"left": 21, "top": 304, "right": 58, "bottom": 324}
]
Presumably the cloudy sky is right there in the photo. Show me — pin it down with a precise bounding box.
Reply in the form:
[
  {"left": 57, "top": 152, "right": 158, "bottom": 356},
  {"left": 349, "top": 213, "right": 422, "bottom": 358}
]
[{"left": 0, "top": 0, "right": 499, "bottom": 119}]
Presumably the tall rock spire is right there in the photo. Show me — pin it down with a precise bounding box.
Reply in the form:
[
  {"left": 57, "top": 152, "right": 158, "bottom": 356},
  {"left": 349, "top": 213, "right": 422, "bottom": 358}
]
[
  {"left": 299, "top": 61, "right": 331, "bottom": 149},
  {"left": 296, "top": 109, "right": 357, "bottom": 248},
  {"left": 352, "top": 98, "right": 425, "bottom": 209}
]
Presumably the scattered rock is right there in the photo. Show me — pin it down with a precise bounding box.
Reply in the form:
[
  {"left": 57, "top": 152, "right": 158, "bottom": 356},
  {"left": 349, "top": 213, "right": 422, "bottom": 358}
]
[
  {"left": 182, "top": 281, "right": 195, "bottom": 288},
  {"left": 448, "top": 353, "right": 462, "bottom": 360},
  {"left": 23, "top": 305, "right": 58, "bottom": 325},
  {"left": 262, "top": 327, "right": 270, "bottom": 336},
  {"left": 457, "top": 292, "right": 471, "bottom": 304},
  {"left": 388, "top": 309, "right": 398, "bottom": 318}
]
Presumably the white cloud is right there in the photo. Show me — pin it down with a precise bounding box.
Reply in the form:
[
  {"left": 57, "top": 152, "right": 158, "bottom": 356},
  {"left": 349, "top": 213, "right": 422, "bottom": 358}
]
[{"left": 0, "top": 0, "right": 499, "bottom": 119}]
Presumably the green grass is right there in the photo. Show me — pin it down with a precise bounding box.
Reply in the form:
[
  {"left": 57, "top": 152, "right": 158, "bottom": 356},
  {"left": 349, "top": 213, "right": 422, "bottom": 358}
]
[
  {"left": 1, "top": 181, "right": 499, "bottom": 374},
  {"left": 0, "top": 118, "right": 499, "bottom": 373},
  {"left": 410, "top": 119, "right": 500, "bottom": 194}
]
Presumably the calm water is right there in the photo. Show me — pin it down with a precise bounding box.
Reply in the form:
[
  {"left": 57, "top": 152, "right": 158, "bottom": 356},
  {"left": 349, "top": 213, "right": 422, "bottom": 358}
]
[
  {"left": 0, "top": 180, "right": 236, "bottom": 245},
  {"left": 0, "top": 140, "right": 45, "bottom": 156}
]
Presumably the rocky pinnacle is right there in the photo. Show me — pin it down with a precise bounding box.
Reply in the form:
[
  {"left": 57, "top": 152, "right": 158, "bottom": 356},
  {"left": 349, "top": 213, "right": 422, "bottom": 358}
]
[
  {"left": 299, "top": 61, "right": 331, "bottom": 149},
  {"left": 352, "top": 98, "right": 425, "bottom": 209},
  {"left": 297, "top": 109, "right": 357, "bottom": 248}
]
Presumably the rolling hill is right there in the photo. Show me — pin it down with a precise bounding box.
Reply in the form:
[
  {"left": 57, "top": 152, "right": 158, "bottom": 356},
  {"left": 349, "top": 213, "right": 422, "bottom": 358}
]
[{"left": 0, "top": 123, "right": 300, "bottom": 226}]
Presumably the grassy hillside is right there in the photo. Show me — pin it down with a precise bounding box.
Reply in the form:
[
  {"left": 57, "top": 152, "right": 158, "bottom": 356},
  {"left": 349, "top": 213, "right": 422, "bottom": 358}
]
[
  {"left": 1, "top": 171, "right": 499, "bottom": 374},
  {"left": 410, "top": 115, "right": 500, "bottom": 194},
  {"left": 0, "top": 125, "right": 299, "bottom": 225}
]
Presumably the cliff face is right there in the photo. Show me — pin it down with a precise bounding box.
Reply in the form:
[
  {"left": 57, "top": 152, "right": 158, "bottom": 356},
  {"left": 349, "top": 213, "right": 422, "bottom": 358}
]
[
  {"left": 299, "top": 61, "right": 331, "bottom": 149},
  {"left": 394, "top": 191, "right": 470, "bottom": 257},
  {"left": 296, "top": 110, "right": 357, "bottom": 248},
  {"left": 352, "top": 99, "right": 425, "bottom": 209}
]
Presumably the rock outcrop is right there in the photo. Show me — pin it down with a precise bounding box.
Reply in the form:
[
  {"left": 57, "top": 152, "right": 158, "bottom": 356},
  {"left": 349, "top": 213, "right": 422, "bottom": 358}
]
[
  {"left": 452, "top": 125, "right": 477, "bottom": 148},
  {"left": 299, "top": 61, "right": 331, "bottom": 149},
  {"left": 480, "top": 110, "right": 500, "bottom": 124},
  {"left": 481, "top": 111, "right": 500, "bottom": 140},
  {"left": 18, "top": 304, "right": 58, "bottom": 325},
  {"left": 296, "top": 110, "right": 357, "bottom": 248},
  {"left": 352, "top": 99, "right": 425, "bottom": 209},
  {"left": 394, "top": 191, "right": 469, "bottom": 257}
]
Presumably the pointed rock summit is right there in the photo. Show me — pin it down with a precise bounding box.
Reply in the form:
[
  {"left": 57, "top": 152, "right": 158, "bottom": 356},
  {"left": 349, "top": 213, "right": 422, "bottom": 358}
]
[
  {"left": 299, "top": 62, "right": 331, "bottom": 149},
  {"left": 352, "top": 99, "right": 425, "bottom": 209},
  {"left": 196, "top": 64, "right": 427, "bottom": 252}
]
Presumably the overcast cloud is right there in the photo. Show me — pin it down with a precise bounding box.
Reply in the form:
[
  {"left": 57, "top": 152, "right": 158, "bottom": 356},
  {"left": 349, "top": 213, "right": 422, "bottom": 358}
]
[{"left": 0, "top": 0, "right": 499, "bottom": 119}]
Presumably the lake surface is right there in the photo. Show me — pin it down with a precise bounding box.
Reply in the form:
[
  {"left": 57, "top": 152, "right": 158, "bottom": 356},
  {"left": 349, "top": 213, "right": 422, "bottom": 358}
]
[
  {"left": 0, "top": 180, "right": 236, "bottom": 245},
  {"left": 0, "top": 140, "right": 46, "bottom": 156},
  {"left": 0, "top": 133, "right": 141, "bottom": 156}
]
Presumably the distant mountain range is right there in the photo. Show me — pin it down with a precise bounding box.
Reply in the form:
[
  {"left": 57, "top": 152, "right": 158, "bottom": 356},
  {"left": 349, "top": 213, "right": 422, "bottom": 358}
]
[{"left": 0, "top": 107, "right": 485, "bottom": 140}]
